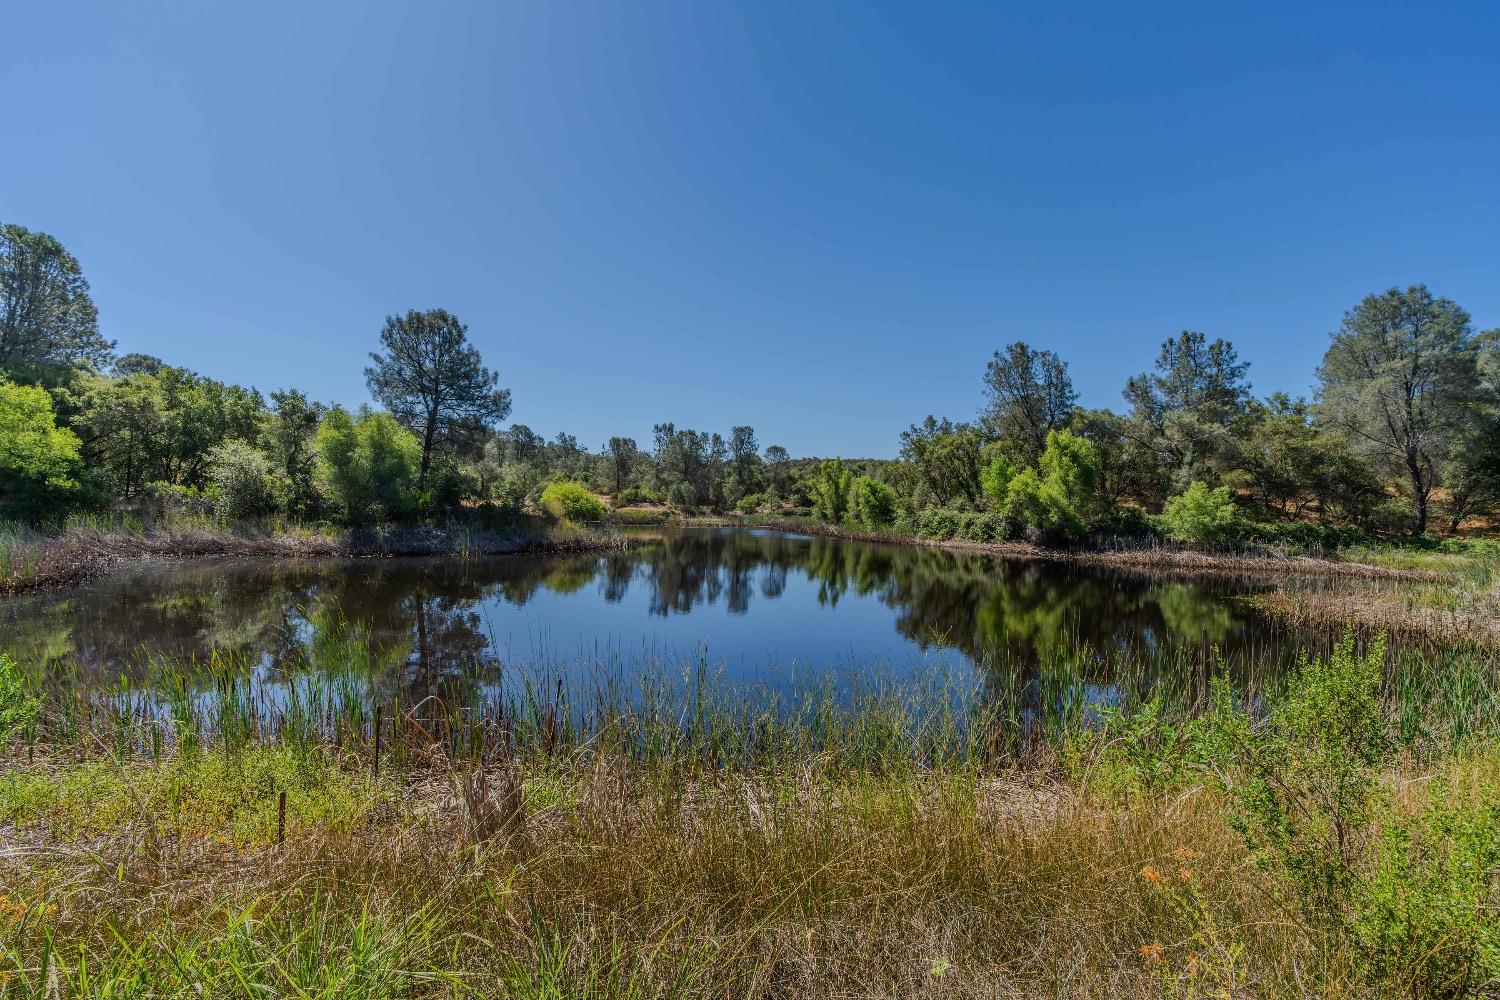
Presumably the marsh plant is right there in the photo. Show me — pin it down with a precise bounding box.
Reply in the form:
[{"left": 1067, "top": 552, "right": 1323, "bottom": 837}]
[{"left": 0, "top": 631, "right": 1497, "bottom": 997}]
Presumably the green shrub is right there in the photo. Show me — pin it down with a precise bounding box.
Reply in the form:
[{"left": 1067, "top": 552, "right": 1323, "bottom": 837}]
[
  {"left": 539, "top": 481, "right": 605, "bottom": 521},
  {"left": 1087, "top": 505, "right": 1160, "bottom": 542},
  {"left": 1353, "top": 794, "right": 1500, "bottom": 997},
  {"left": 955, "top": 510, "right": 1008, "bottom": 542},
  {"left": 614, "top": 486, "right": 652, "bottom": 506},
  {"left": 848, "top": 476, "right": 897, "bottom": 528},
  {"left": 1209, "top": 631, "right": 1390, "bottom": 908},
  {"left": 735, "top": 492, "right": 766, "bottom": 514},
  {"left": 208, "top": 440, "right": 278, "bottom": 521},
  {"left": 491, "top": 463, "right": 542, "bottom": 513},
  {"left": 0, "top": 380, "right": 82, "bottom": 520},
  {"left": 1003, "top": 429, "right": 1099, "bottom": 541},
  {"left": 811, "top": 460, "right": 851, "bottom": 523},
  {"left": 666, "top": 482, "right": 697, "bottom": 512},
  {"left": 915, "top": 508, "right": 960, "bottom": 541},
  {"left": 1362, "top": 496, "right": 1418, "bottom": 535},
  {"left": 980, "top": 454, "right": 1016, "bottom": 503},
  {"left": 314, "top": 407, "right": 422, "bottom": 524},
  {"left": 1158, "top": 480, "right": 1237, "bottom": 543}
]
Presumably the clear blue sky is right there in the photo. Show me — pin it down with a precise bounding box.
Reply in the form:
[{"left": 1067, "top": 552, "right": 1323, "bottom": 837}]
[{"left": 6, "top": 1, "right": 1497, "bottom": 457}]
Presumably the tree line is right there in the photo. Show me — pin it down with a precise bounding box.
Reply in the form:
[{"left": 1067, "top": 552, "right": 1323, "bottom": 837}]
[
  {"left": 2, "top": 221, "right": 1496, "bottom": 542},
  {"left": 0, "top": 223, "right": 791, "bottom": 526},
  {"left": 857, "top": 287, "right": 1498, "bottom": 543}
]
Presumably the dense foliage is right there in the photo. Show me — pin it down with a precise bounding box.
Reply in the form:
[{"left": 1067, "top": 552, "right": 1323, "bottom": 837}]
[{"left": 1, "top": 224, "right": 1496, "bottom": 546}]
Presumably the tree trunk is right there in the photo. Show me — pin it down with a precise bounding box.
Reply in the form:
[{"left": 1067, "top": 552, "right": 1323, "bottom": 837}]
[
  {"left": 419, "top": 412, "right": 437, "bottom": 489},
  {"left": 1407, "top": 451, "right": 1428, "bottom": 536}
]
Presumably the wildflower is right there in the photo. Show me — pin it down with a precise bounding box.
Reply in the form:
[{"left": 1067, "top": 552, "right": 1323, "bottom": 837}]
[
  {"left": 1139, "top": 942, "right": 1163, "bottom": 962},
  {"left": 1139, "top": 865, "right": 1162, "bottom": 885},
  {"left": 1177, "top": 868, "right": 1194, "bottom": 882},
  {"left": 1186, "top": 953, "right": 1200, "bottom": 977}
]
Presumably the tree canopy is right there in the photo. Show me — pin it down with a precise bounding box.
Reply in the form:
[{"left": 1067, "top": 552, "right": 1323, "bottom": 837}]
[
  {"left": 0, "top": 224, "right": 114, "bottom": 382},
  {"left": 1317, "top": 285, "right": 1485, "bottom": 533},
  {"left": 364, "top": 309, "right": 511, "bottom": 487}
]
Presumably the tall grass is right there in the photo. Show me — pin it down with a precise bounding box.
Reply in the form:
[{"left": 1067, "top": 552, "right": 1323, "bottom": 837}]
[{"left": 2, "top": 632, "right": 1498, "bottom": 998}]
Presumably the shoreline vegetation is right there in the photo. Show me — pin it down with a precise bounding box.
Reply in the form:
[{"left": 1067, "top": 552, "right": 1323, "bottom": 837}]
[
  {"left": 2, "top": 635, "right": 1498, "bottom": 996},
  {"left": 688, "top": 512, "right": 1443, "bottom": 580},
  {"left": 7, "top": 509, "right": 1498, "bottom": 649},
  {"left": 0, "top": 514, "right": 632, "bottom": 595}
]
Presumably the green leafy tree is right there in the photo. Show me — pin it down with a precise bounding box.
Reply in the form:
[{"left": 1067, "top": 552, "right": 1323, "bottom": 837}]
[
  {"left": 73, "top": 372, "right": 166, "bottom": 497},
  {"left": 981, "top": 341, "right": 1078, "bottom": 465},
  {"left": 207, "top": 440, "right": 278, "bottom": 521},
  {"left": 763, "top": 444, "right": 791, "bottom": 497},
  {"left": 1442, "top": 328, "right": 1500, "bottom": 533},
  {"left": 0, "top": 380, "right": 82, "bottom": 517},
  {"left": 1004, "top": 429, "right": 1100, "bottom": 539},
  {"left": 726, "top": 425, "right": 762, "bottom": 502},
  {"left": 603, "top": 436, "right": 639, "bottom": 495},
  {"left": 848, "top": 475, "right": 897, "bottom": 528},
  {"left": 1123, "top": 331, "right": 1252, "bottom": 501},
  {"left": 0, "top": 224, "right": 114, "bottom": 382},
  {"left": 364, "top": 308, "right": 512, "bottom": 488},
  {"left": 980, "top": 453, "right": 1016, "bottom": 504},
  {"left": 1159, "top": 480, "right": 1238, "bottom": 543},
  {"left": 811, "top": 459, "right": 852, "bottom": 522},
  {"left": 314, "top": 407, "right": 422, "bottom": 523},
  {"left": 260, "top": 388, "right": 324, "bottom": 515},
  {"left": 1316, "top": 285, "right": 1484, "bottom": 534},
  {"left": 900, "top": 417, "right": 984, "bottom": 506}
]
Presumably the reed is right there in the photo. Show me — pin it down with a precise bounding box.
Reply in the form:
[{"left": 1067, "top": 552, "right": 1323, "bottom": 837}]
[{"left": 2, "top": 632, "right": 1497, "bottom": 998}]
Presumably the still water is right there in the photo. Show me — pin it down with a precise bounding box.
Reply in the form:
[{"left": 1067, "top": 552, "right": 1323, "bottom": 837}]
[{"left": 0, "top": 528, "right": 1307, "bottom": 704}]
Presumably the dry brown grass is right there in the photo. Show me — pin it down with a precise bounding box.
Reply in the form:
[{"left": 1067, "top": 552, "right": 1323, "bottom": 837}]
[{"left": 0, "top": 752, "right": 1338, "bottom": 998}]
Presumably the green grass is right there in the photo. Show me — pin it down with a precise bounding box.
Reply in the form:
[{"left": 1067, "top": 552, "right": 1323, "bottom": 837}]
[{"left": 2, "top": 632, "right": 1499, "bottom": 997}]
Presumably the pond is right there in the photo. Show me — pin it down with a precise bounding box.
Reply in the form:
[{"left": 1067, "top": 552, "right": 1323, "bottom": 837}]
[{"left": 0, "top": 528, "right": 1314, "bottom": 714}]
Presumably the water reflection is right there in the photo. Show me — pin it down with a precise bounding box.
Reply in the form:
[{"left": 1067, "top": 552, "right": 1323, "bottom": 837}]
[{"left": 0, "top": 527, "right": 1300, "bottom": 700}]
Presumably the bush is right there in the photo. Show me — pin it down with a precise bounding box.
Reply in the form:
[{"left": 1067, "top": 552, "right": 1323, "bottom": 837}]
[
  {"left": 539, "top": 481, "right": 605, "bottom": 521},
  {"left": 914, "top": 508, "right": 960, "bottom": 541},
  {"left": 208, "top": 440, "right": 278, "bottom": 521},
  {"left": 314, "top": 407, "right": 422, "bottom": 524},
  {"left": 1002, "top": 430, "right": 1099, "bottom": 541},
  {"left": 1086, "top": 505, "right": 1160, "bottom": 543},
  {"left": 810, "top": 460, "right": 851, "bottom": 523},
  {"left": 848, "top": 476, "right": 897, "bottom": 528},
  {"left": 1201, "top": 630, "right": 1500, "bottom": 996},
  {"left": 666, "top": 482, "right": 697, "bottom": 512},
  {"left": 980, "top": 454, "right": 1016, "bottom": 504},
  {"left": 1362, "top": 496, "right": 1418, "bottom": 535},
  {"left": 0, "top": 380, "right": 82, "bottom": 520},
  {"left": 956, "top": 510, "right": 1008, "bottom": 542},
  {"left": 1158, "top": 480, "right": 1237, "bottom": 543},
  {"left": 735, "top": 492, "right": 766, "bottom": 514},
  {"left": 614, "top": 486, "right": 654, "bottom": 507},
  {"left": 1353, "top": 795, "right": 1500, "bottom": 997}
]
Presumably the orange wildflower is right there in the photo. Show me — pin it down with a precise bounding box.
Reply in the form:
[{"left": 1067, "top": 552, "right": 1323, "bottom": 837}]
[
  {"left": 1139, "top": 942, "right": 1163, "bottom": 961},
  {"left": 1139, "top": 865, "right": 1162, "bottom": 885}
]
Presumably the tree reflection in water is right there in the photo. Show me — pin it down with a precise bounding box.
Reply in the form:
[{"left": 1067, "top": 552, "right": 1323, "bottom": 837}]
[{"left": 0, "top": 528, "right": 1305, "bottom": 711}]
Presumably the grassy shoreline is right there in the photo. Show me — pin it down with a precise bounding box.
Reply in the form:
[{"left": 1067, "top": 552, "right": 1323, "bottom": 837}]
[
  {"left": 1, "top": 635, "right": 1497, "bottom": 997},
  {"left": 690, "top": 513, "right": 1443, "bottom": 580},
  {"left": 0, "top": 515, "right": 631, "bottom": 595}
]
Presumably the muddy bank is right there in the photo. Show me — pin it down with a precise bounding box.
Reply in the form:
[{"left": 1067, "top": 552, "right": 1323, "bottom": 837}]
[{"left": 0, "top": 521, "right": 632, "bottom": 595}]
